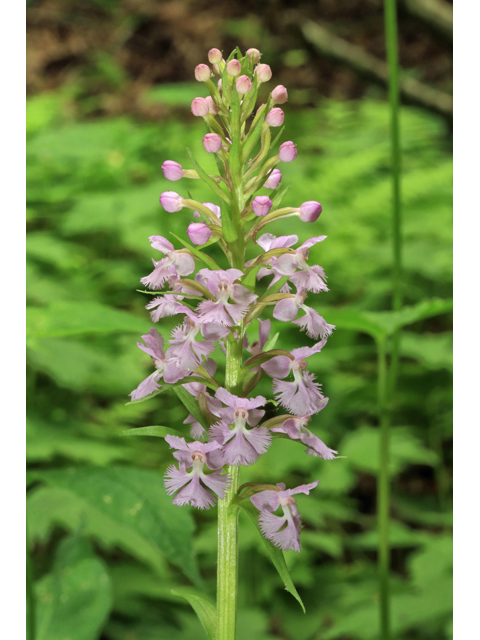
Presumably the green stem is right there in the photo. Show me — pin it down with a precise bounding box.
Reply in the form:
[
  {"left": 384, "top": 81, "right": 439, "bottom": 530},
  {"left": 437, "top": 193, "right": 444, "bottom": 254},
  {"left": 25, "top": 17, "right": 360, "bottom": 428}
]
[
  {"left": 217, "top": 335, "right": 244, "bottom": 640},
  {"left": 384, "top": 0, "right": 403, "bottom": 395},
  {"left": 377, "top": 338, "right": 390, "bottom": 640}
]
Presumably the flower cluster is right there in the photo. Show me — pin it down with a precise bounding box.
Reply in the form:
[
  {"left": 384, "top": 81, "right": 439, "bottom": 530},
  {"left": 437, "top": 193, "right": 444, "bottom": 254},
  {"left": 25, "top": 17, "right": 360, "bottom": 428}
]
[{"left": 130, "top": 47, "right": 337, "bottom": 552}]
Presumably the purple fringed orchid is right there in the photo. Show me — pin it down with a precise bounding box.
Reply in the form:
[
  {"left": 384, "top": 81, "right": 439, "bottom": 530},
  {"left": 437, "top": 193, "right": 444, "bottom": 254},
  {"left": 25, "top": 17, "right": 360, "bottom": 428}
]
[
  {"left": 146, "top": 294, "right": 185, "bottom": 322},
  {"left": 274, "top": 236, "right": 329, "bottom": 293},
  {"left": 140, "top": 236, "right": 195, "bottom": 290},
  {"left": 129, "top": 327, "right": 185, "bottom": 401},
  {"left": 196, "top": 269, "right": 258, "bottom": 326},
  {"left": 250, "top": 481, "right": 319, "bottom": 552},
  {"left": 209, "top": 389, "right": 271, "bottom": 466},
  {"left": 272, "top": 415, "right": 337, "bottom": 460},
  {"left": 164, "top": 436, "right": 229, "bottom": 509},
  {"left": 273, "top": 289, "right": 336, "bottom": 339},
  {"left": 261, "top": 342, "right": 329, "bottom": 415},
  {"left": 256, "top": 233, "right": 299, "bottom": 292}
]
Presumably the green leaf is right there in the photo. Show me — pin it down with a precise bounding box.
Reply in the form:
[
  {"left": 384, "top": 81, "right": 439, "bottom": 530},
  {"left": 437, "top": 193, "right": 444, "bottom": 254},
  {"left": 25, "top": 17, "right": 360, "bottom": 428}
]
[
  {"left": 170, "top": 232, "right": 221, "bottom": 270},
  {"left": 240, "top": 501, "right": 305, "bottom": 612},
  {"left": 27, "top": 301, "right": 147, "bottom": 340},
  {"left": 174, "top": 386, "right": 210, "bottom": 432},
  {"left": 171, "top": 587, "right": 216, "bottom": 640},
  {"left": 28, "top": 467, "right": 200, "bottom": 583},
  {"left": 186, "top": 148, "right": 230, "bottom": 204},
  {"left": 35, "top": 536, "right": 112, "bottom": 640},
  {"left": 121, "top": 425, "right": 183, "bottom": 438},
  {"left": 263, "top": 332, "right": 279, "bottom": 352}
]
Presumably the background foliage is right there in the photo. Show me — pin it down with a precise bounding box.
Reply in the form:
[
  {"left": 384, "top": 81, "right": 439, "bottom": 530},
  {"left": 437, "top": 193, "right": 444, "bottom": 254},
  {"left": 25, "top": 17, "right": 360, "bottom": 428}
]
[{"left": 27, "top": 2, "right": 452, "bottom": 639}]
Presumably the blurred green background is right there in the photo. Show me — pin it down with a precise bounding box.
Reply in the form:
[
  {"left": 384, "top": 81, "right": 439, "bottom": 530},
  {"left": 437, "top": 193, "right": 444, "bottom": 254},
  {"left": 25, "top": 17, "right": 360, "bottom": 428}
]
[{"left": 26, "top": 1, "right": 452, "bottom": 639}]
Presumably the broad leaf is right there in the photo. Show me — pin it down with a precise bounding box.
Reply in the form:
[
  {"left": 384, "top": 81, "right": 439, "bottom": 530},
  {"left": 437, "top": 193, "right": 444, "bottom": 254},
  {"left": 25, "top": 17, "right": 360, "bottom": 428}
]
[
  {"left": 171, "top": 587, "right": 216, "bottom": 640},
  {"left": 28, "top": 467, "right": 200, "bottom": 583},
  {"left": 35, "top": 536, "right": 112, "bottom": 640},
  {"left": 240, "top": 501, "right": 305, "bottom": 612}
]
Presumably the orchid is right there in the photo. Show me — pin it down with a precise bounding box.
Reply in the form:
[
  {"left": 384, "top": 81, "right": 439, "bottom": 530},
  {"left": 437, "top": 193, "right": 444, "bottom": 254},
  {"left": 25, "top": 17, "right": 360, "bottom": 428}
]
[{"left": 129, "top": 47, "right": 338, "bottom": 638}]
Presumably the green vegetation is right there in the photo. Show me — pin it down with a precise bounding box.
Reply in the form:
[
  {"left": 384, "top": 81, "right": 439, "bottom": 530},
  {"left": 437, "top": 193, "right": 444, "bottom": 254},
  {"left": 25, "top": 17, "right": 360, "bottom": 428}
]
[{"left": 27, "top": 85, "right": 452, "bottom": 639}]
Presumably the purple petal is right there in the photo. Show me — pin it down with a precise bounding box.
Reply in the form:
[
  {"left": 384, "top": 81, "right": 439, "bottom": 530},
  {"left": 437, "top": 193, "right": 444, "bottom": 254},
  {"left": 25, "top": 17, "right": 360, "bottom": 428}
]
[
  {"left": 261, "top": 355, "right": 292, "bottom": 379},
  {"left": 250, "top": 489, "right": 280, "bottom": 512},
  {"left": 201, "top": 470, "right": 229, "bottom": 498},
  {"left": 259, "top": 511, "right": 302, "bottom": 552},
  {"left": 232, "top": 284, "right": 258, "bottom": 305},
  {"left": 172, "top": 474, "right": 217, "bottom": 509},
  {"left": 274, "top": 254, "right": 297, "bottom": 275},
  {"left": 174, "top": 253, "right": 195, "bottom": 276},
  {"left": 129, "top": 372, "right": 161, "bottom": 401},
  {"left": 273, "top": 298, "right": 299, "bottom": 322},
  {"left": 164, "top": 464, "right": 191, "bottom": 493},
  {"left": 149, "top": 235, "right": 174, "bottom": 254}
]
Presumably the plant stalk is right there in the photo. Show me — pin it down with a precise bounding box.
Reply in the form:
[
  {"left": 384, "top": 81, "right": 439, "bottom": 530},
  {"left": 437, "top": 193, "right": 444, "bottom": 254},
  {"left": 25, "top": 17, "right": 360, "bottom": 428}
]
[
  {"left": 216, "top": 335, "right": 244, "bottom": 639},
  {"left": 377, "top": 338, "right": 390, "bottom": 640}
]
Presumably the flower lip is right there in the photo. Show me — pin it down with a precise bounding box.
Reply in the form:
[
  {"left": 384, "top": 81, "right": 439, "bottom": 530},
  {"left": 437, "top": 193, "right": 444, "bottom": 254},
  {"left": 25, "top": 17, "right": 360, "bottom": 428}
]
[{"left": 280, "top": 496, "right": 296, "bottom": 507}]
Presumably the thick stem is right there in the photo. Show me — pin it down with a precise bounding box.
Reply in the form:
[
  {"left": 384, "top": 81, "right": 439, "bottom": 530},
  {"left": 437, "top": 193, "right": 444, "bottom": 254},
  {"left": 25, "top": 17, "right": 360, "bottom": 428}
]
[
  {"left": 217, "top": 335, "right": 244, "bottom": 640},
  {"left": 377, "top": 339, "right": 390, "bottom": 640}
]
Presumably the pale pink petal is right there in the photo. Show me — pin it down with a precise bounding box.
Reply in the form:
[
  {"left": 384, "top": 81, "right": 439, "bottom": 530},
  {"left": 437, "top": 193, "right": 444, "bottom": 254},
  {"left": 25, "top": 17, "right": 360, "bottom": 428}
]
[
  {"left": 261, "top": 355, "right": 292, "bottom": 379},
  {"left": 273, "top": 298, "right": 299, "bottom": 322},
  {"left": 201, "top": 471, "right": 229, "bottom": 498},
  {"left": 174, "top": 253, "right": 195, "bottom": 276},
  {"left": 129, "top": 372, "right": 161, "bottom": 401},
  {"left": 232, "top": 284, "right": 258, "bottom": 305},
  {"left": 149, "top": 235, "right": 174, "bottom": 254}
]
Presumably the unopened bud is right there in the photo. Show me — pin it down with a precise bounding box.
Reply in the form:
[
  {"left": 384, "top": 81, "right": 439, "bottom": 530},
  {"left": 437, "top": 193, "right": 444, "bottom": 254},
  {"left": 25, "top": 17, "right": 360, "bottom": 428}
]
[
  {"left": 218, "top": 79, "right": 222, "bottom": 91},
  {"left": 195, "top": 64, "right": 211, "bottom": 82},
  {"left": 246, "top": 48, "right": 261, "bottom": 64},
  {"left": 205, "top": 96, "right": 219, "bottom": 114},
  {"left": 252, "top": 195, "right": 273, "bottom": 217},
  {"left": 208, "top": 48, "right": 223, "bottom": 64},
  {"left": 160, "top": 191, "right": 184, "bottom": 213},
  {"left": 203, "top": 133, "right": 222, "bottom": 153},
  {"left": 161, "top": 160, "right": 184, "bottom": 182},
  {"left": 236, "top": 75, "right": 252, "bottom": 94},
  {"left": 298, "top": 201, "right": 322, "bottom": 222},
  {"left": 187, "top": 222, "right": 212, "bottom": 245},
  {"left": 271, "top": 84, "right": 288, "bottom": 105},
  {"left": 264, "top": 168, "right": 282, "bottom": 189},
  {"left": 278, "top": 141, "right": 297, "bottom": 162},
  {"left": 226, "top": 59, "right": 241, "bottom": 77},
  {"left": 266, "top": 107, "right": 284, "bottom": 127},
  {"left": 255, "top": 63, "right": 272, "bottom": 83},
  {"left": 191, "top": 97, "right": 210, "bottom": 117}
]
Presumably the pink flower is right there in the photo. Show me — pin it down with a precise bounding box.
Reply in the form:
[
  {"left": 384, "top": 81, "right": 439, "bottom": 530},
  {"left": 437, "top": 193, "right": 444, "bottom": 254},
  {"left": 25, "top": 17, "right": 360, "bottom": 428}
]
[
  {"left": 191, "top": 97, "right": 210, "bottom": 117},
  {"left": 159, "top": 191, "right": 184, "bottom": 213},
  {"left": 261, "top": 342, "right": 329, "bottom": 415},
  {"left": 255, "top": 63, "right": 272, "bottom": 83},
  {"left": 250, "top": 481, "right": 319, "bottom": 551},
  {"left": 252, "top": 195, "right": 272, "bottom": 217},
  {"left": 256, "top": 233, "right": 299, "bottom": 291},
  {"left": 130, "top": 328, "right": 185, "bottom": 401},
  {"left": 166, "top": 308, "right": 230, "bottom": 372},
  {"left": 271, "top": 85, "right": 288, "bottom": 105},
  {"left": 209, "top": 389, "right": 271, "bottom": 466},
  {"left": 273, "top": 289, "right": 335, "bottom": 339},
  {"left": 206, "top": 96, "right": 219, "bottom": 114},
  {"left": 203, "top": 133, "right": 222, "bottom": 153},
  {"left": 274, "top": 236, "right": 328, "bottom": 293},
  {"left": 164, "top": 436, "right": 228, "bottom": 509},
  {"left": 236, "top": 75, "right": 252, "bottom": 94},
  {"left": 266, "top": 108, "right": 284, "bottom": 127},
  {"left": 195, "top": 268, "right": 258, "bottom": 326},
  {"left": 208, "top": 48, "right": 223, "bottom": 64},
  {"left": 271, "top": 415, "right": 337, "bottom": 459},
  {"left": 162, "top": 160, "right": 184, "bottom": 182},
  {"left": 187, "top": 222, "right": 212, "bottom": 245},
  {"left": 226, "top": 59, "right": 241, "bottom": 76},
  {"left": 278, "top": 141, "right": 297, "bottom": 162},
  {"left": 193, "top": 202, "right": 221, "bottom": 220},
  {"left": 140, "top": 236, "right": 195, "bottom": 290},
  {"left": 146, "top": 294, "right": 185, "bottom": 322},
  {"left": 195, "top": 64, "right": 210, "bottom": 82},
  {"left": 299, "top": 201, "right": 322, "bottom": 222},
  {"left": 263, "top": 168, "right": 282, "bottom": 189},
  {"left": 246, "top": 48, "right": 261, "bottom": 63}
]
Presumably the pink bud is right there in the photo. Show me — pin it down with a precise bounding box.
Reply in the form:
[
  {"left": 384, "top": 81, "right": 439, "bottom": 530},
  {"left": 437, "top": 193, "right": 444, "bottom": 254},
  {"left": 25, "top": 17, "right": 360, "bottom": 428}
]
[
  {"left": 218, "top": 79, "right": 222, "bottom": 91},
  {"left": 161, "top": 160, "right": 184, "bottom": 182},
  {"left": 226, "top": 59, "right": 241, "bottom": 77},
  {"left": 278, "top": 141, "right": 297, "bottom": 162},
  {"left": 255, "top": 63, "right": 272, "bottom": 83},
  {"left": 203, "top": 133, "right": 222, "bottom": 153},
  {"left": 187, "top": 222, "right": 212, "bottom": 245},
  {"left": 159, "top": 191, "right": 184, "bottom": 213},
  {"left": 191, "top": 97, "right": 210, "bottom": 117},
  {"left": 194, "top": 202, "right": 221, "bottom": 220},
  {"left": 205, "top": 96, "right": 219, "bottom": 114},
  {"left": 266, "top": 107, "right": 284, "bottom": 127},
  {"left": 271, "top": 85, "right": 288, "bottom": 105},
  {"left": 246, "top": 48, "right": 261, "bottom": 64},
  {"left": 252, "top": 195, "right": 273, "bottom": 217},
  {"left": 264, "top": 168, "right": 282, "bottom": 189},
  {"left": 236, "top": 75, "right": 252, "bottom": 95},
  {"left": 195, "top": 64, "right": 211, "bottom": 82},
  {"left": 299, "top": 201, "right": 322, "bottom": 222},
  {"left": 208, "top": 48, "right": 223, "bottom": 64}
]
